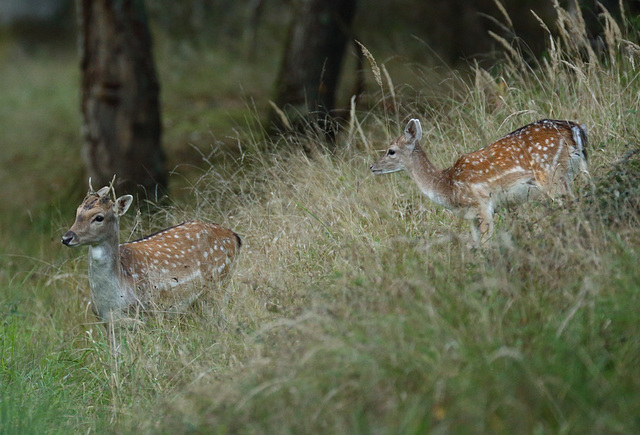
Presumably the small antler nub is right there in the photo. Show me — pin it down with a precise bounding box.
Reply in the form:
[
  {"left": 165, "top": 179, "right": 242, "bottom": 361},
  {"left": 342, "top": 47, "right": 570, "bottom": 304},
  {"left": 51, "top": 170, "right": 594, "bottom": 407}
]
[
  {"left": 87, "top": 177, "right": 96, "bottom": 195},
  {"left": 108, "top": 174, "right": 117, "bottom": 202}
]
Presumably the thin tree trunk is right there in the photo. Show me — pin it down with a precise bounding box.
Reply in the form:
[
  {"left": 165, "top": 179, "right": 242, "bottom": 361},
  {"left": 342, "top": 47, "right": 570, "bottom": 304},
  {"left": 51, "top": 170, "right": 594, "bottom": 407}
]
[
  {"left": 78, "top": 0, "right": 166, "bottom": 196},
  {"left": 270, "top": 0, "right": 357, "bottom": 139}
]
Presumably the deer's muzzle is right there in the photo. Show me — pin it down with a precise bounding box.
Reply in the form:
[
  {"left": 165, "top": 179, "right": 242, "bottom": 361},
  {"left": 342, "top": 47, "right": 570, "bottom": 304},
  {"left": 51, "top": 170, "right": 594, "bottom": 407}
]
[{"left": 62, "top": 231, "right": 79, "bottom": 247}]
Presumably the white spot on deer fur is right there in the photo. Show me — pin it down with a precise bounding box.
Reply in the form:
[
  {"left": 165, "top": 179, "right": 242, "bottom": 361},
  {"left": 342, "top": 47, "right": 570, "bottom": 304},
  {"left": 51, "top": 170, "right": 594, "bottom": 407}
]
[
  {"left": 164, "top": 260, "right": 169, "bottom": 265},
  {"left": 204, "top": 251, "right": 209, "bottom": 259},
  {"left": 217, "top": 265, "right": 225, "bottom": 273}
]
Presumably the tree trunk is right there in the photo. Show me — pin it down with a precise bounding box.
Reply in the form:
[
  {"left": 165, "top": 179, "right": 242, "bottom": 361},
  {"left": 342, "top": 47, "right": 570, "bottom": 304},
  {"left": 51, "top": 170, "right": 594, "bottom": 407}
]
[
  {"left": 78, "top": 0, "right": 166, "bottom": 196},
  {"left": 270, "top": 0, "right": 357, "bottom": 139}
]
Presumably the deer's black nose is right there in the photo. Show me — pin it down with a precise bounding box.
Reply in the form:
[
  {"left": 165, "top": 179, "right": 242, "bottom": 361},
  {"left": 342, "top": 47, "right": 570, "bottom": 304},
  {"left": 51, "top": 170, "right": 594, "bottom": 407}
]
[{"left": 61, "top": 231, "right": 76, "bottom": 246}]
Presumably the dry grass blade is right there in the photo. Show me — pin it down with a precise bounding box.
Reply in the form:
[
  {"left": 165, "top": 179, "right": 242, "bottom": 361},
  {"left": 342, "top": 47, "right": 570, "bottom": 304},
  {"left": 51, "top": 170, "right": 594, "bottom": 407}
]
[
  {"left": 531, "top": 10, "right": 560, "bottom": 80},
  {"left": 382, "top": 64, "right": 397, "bottom": 123},
  {"left": 618, "top": 0, "right": 626, "bottom": 25},
  {"left": 492, "top": 0, "right": 513, "bottom": 30},
  {"left": 599, "top": 3, "right": 623, "bottom": 67},
  {"left": 489, "top": 30, "right": 526, "bottom": 73},
  {"left": 347, "top": 94, "right": 357, "bottom": 146},
  {"left": 268, "top": 100, "right": 292, "bottom": 131},
  {"left": 356, "top": 40, "right": 382, "bottom": 89},
  {"left": 531, "top": 10, "right": 552, "bottom": 36}
]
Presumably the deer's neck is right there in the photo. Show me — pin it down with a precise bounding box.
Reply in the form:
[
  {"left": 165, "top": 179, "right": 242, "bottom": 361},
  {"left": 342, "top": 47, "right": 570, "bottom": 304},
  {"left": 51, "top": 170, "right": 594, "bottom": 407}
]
[
  {"left": 87, "top": 229, "right": 135, "bottom": 321},
  {"left": 406, "top": 146, "right": 453, "bottom": 207}
]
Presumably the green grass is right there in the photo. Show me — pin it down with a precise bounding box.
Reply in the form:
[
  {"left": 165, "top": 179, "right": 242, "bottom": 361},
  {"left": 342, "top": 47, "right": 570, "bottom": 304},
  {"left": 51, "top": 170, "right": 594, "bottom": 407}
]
[{"left": 2, "top": 4, "right": 640, "bottom": 434}]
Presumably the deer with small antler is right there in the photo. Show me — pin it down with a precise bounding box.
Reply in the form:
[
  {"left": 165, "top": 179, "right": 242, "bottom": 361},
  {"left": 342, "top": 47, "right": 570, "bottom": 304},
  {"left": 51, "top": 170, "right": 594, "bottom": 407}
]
[
  {"left": 62, "top": 179, "right": 241, "bottom": 350},
  {"left": 370, "top": 118, "right": 589, "bottom": 242}
]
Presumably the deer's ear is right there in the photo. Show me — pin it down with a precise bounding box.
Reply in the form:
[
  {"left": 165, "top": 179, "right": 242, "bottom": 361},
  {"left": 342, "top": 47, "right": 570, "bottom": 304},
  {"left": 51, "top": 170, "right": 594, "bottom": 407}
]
[
  {"left": 115, "top": 195, "right": 133, "bottom": 217},
  {"left": 96, "top": 186, "right": 110, "bottom": 197},
  {"left": 404, "top": 119, "right": 422, "bottom": 147}
]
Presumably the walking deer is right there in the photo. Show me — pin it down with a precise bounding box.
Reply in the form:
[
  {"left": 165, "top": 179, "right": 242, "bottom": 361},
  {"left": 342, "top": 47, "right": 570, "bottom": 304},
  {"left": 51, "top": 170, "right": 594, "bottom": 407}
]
[
  {"left": 370, "top": 118, "right": 588, "bottom": 242},
  {"left": 62, "top": 180, "right": 241, "bottom": 349}
]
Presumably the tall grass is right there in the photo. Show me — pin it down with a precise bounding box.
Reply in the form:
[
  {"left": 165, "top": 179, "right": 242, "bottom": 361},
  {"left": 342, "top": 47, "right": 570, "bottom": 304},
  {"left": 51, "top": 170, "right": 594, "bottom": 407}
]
[
  {"left": 144, "top": 4, "right": 639, "bottom": 433},
  {"left": 2, "top": 3, "right": 640, "bottom": 434}
]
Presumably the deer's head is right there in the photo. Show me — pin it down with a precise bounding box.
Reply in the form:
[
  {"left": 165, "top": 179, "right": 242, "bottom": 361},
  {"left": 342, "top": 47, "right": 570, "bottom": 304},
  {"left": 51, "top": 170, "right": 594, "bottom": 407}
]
[
  {"left": 370, "top": 119, "right": 423, "bottom": 175},
  {"left": 62, "top": 181, "right": 133, "bottom": 247}
]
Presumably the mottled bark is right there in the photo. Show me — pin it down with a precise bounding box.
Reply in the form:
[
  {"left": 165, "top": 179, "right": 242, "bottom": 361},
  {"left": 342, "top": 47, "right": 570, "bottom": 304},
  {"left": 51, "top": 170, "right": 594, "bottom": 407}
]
[
  {"left": 78, "top": 0, "right": 166, "bottom": 196},
  {"left": 270, "top": 0, "right": 357, "bottom": 138}
]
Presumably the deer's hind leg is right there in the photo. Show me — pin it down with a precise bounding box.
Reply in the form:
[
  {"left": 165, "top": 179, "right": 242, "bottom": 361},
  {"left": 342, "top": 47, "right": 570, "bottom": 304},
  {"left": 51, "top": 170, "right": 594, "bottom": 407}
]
[{"left": 470, "top": 204, "right": 494, "bottom": 244}]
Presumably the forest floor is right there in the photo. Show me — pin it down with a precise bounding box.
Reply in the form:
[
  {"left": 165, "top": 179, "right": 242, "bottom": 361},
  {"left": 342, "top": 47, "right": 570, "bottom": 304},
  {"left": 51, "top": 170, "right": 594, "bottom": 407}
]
[{"left": 1, "top": 8, "right": 640, "bottom": 434}]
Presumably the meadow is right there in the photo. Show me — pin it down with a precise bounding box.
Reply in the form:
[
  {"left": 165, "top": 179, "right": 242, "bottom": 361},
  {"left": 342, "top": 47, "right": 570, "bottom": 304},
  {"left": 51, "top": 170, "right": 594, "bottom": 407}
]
[{"left": 1, "top": 5, "right": 640, "bottom": 434}]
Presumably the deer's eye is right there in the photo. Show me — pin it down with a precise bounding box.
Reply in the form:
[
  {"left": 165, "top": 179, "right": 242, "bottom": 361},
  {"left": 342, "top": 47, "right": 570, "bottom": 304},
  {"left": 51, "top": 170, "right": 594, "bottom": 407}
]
[
  {"left": 93, "top": 215, "right": 104, "bottom": 223},
  {"left": 387, "top": 149, "right": 396, "bottom": 156}
]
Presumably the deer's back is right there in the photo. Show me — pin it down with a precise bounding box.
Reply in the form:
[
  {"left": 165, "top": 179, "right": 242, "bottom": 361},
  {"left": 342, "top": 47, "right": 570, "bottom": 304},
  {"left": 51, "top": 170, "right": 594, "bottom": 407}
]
[
  {"left": 119, "top": 221, "right": 241, "bottom": 308},
  {"left": 447, "top": 119, "right": 585, "bottom": 206}
]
